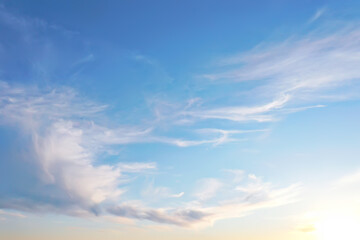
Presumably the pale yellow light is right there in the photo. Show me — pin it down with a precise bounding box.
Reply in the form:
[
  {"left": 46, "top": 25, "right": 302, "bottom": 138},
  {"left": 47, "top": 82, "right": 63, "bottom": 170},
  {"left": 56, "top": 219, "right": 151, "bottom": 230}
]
[{"left": 315, "top": 213, "right": 360, "bottom": 240}]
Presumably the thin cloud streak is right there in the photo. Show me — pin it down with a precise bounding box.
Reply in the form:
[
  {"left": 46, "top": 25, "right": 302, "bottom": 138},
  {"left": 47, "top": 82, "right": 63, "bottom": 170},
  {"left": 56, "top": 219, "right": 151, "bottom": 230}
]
[
  {"left": 108, "top": 178, "right": 301, "bottom": 228},
  {"left": 182, "top": 94, "right": 290, "bottom": 122},
  {"left": 308, "top": 7, "right": 327, "bottom": 23},
  {"left": 204, "top": 26, "right": 360, "bottom": 91},
  {"left": 336, "top": 170, "right": 360, "bottom": 186},
  {"left": 195, "top": 25, "right": 360, "bottom": 123}
]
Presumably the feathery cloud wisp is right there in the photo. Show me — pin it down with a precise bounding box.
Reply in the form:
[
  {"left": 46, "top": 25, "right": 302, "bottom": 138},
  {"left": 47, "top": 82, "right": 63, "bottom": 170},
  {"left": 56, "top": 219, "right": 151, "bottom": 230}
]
[
  {"left": 190, "top": 25, "right": 360, "bottom": 123},
  {"left": 108, "top": 178, "right": 301, "bottom": 228}
]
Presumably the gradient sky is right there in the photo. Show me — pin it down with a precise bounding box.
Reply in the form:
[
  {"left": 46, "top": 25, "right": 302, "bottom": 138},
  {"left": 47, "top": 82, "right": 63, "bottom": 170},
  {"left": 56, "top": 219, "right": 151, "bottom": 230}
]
[{"left": 1, "top": 1, "right": 360, "bottom": 240}]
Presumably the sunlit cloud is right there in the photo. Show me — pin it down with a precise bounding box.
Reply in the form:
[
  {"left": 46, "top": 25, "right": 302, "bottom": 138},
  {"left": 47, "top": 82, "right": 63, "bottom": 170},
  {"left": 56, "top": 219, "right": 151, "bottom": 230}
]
[{"left": 109, "top": 179, "right": 301, "bottom": 228}]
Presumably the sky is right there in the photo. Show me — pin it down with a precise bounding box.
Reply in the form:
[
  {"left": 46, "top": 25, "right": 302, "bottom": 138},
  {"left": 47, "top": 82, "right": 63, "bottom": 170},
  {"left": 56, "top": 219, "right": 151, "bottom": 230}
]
[{"left": 1, "top": 1, "right": 360, "bottom": 239}]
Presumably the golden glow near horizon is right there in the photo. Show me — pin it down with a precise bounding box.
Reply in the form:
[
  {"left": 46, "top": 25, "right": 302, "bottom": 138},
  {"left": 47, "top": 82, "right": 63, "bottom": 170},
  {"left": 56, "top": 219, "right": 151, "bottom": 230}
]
[{"left": 313, "top": 212, "right": 360, "bottom": 240}]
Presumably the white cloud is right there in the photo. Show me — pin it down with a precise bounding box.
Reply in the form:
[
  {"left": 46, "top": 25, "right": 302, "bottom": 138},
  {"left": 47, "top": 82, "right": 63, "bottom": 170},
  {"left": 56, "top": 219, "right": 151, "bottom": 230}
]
[
  {"left": 336, "top": 170, "right": 360, "bottom": 186},
  {"left": 151, "top": 127, "right": 264, "bottom": 147},
  {"left": 32, "top": 120, "right": 123, "bottom": 204},
  {"left": 236, "top": 174, "right": 271, "bottom": 199},
  {"left": 109, "top": 178, "right": 301, "bottom": 228},
  {"left": 171, "top": 192, "right": 185, "bottom": 198},
  {"left": 141, "top": 181, "right": 184, "bottom": 201},
  {"left": 0, "top": 82, "right": 158, "bottom": 215},
  {"left": 0, "top": 5, "right": 77, "bottom": 40},
  {"left": 196, "top": 128, "right": 268, "bottom": 145},
  {"left": 194, "top": 24, "right": 360, "bottom": 123},
  {"left": 183, "top": 94, "right": 290, "bottom": 122},
  {"left": 118, "top": 162, "right": 157, "bottom": 173},
  {"left": 193, "top": 178, "right": 223, "bottom": 201}
]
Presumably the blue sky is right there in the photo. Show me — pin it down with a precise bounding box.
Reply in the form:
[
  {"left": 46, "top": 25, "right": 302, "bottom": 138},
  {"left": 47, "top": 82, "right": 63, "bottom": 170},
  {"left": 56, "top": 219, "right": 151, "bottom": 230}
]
[{"left": 1, "top": 1, "right": 360, "bottom": 239}]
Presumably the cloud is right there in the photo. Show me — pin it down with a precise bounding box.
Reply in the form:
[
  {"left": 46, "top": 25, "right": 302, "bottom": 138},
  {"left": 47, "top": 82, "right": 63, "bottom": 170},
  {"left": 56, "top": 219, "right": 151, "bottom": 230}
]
[
  {"left": 0, "top": 82, "right": 159, "bottom": 216},
  {"left": 193, "top": 24, "right": 360, "bottom": 123},
  {"left": 213, "top": 27, "right": 360, "bottom": 91},
  {"left": 183, "top": 94, "right": 290, "bottom": 122},
  {"left": 108, "top": 177, "right": 301, "bottom": 228},
  {"left": 118, "top": 162, "right": 157, "bottom": 173},
  {"left": 154, "top": 137, "right": 222, "bottom": 147},
  {"left": 108, "top": 204, "right": 211, "bottom": 227},
  {"left": 193, "top": 178, "right": 223, "bottom": 201},
  {"left": 0, "top": 4, "right": 77, "bottom": 39},
  {"left": 0, "top": 81, "right": 240, "bottom": 149},
  {"left": 73, "top": 54, "right": 95, "bottom": 67},
  {"left": 196, "top": 128, "right": 268, "bottom": 145},
  {"left": 144, "top": 22, "right": 360, "bottom": 131},
  {"left": 0, "top": 82, "right": 106, "bottom": 128},
  {"left": 336, "top": 170, "right": 360, "bottom": 186},
  {"left": 235, "top": 174, "right": 273, "bottom": 202},
  {"left": 308, "top": 7, "right": 327, "bottom": 23},
  {"left": 0, "top": 119, "right": 123, "bottom": 215},
  {"left": 171, "top": 192, "right": 185, "bottom": 198},
  {"left": 149, "top": 127, "right": 266, "bottom": 147},
  {"left": 32, "top": 121, "right": 123, "bottom": 204},
  {"left": 132, "top": 54, "right": 157, "bottom": 65},
  {"left": 0, "top": 209, "right": 26, "bottom": 221},
  {"left": 141, "top": 180, "right": 184, "bottom": 201},
  {"left": 297, "top": 224, "right": 316, "bottom": 233},
  {"left": 0, "top": 210, "right": 26, "bottom": 218}
]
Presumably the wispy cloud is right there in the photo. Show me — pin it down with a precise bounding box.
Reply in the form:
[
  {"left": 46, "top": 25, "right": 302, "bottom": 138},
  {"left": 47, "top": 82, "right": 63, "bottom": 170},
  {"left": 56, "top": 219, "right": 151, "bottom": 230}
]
[
  {"left": 0, "top": 210, "right": 26, "bottom": 219},
  {"left": 108, "top": 173, "right": 301, "bottom": 228},
  {"left": 181, "top": 24, "right": 360, "bottom": 125},
  {"left": 0, "top": 4, "right": 77, "bottom": 39},
  {"left": 118, "top": 162, "right": 157, "bottom": 173},
  {"left": 195, "top": 128, "right": 268, "bottom": 145},
  {"left": 171, "top": 192, "right": 185, "bottom": 198},
  {"left": 73, "top": 54, "right": 95, "bottom": 67},
  {"left": 204, "top": 25, "right": 360, "bottom": 91},
  {"left": 336, "top": 169, "right": 360, "bottom": 186},
  {"left": 108, "top": 204, "right": 211, "bottom": 227},
  {"left": 148, "top": 127, "right": 266, "bottom": 147},
  {"left": 193, "top": 178, "right": 223, "bottom": 201},
  {"left": 183, "top": 94, "right": 290, "bottom": 122},
  {"left": 308, "top": 7, "right": 327, "bottom": 23},
  {"left": 141, "top": 180, "right": 185, "bottom": 201}
]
